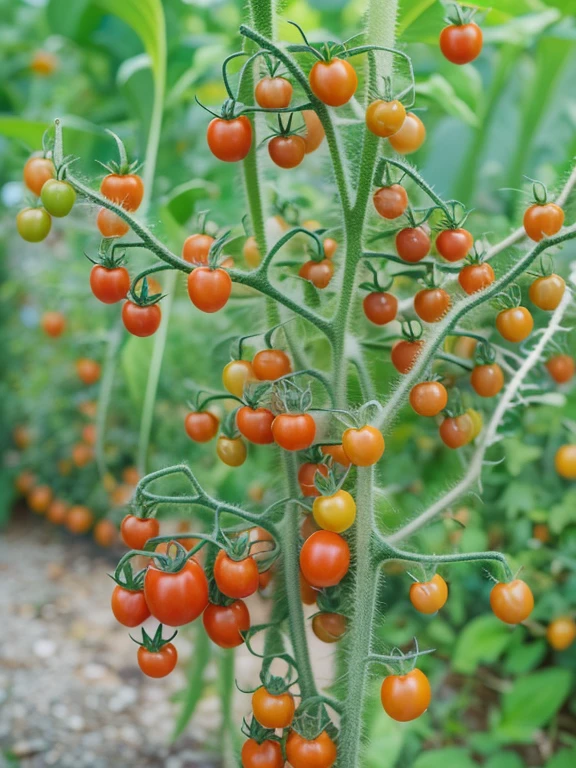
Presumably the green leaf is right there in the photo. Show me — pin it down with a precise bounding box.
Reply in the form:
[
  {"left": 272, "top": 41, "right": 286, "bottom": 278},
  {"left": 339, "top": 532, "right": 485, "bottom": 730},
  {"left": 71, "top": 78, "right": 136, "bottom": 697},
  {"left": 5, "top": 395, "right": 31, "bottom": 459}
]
[
  {"left": 485, "top": 753, "right": 526, "bottom": 768},
  {"left": 171, "top": 625, "right": 211, "bottom": 740},
  {"left": 397, "top": 0, "right": 445, "bottom": 43},
  {"left": 503, "top": 639, "right": 547, "bottom": 676},
  {"left": 547, "top": 750, "right": 576, "bottom": 768},
  {"left": 0, "top": 116, "right": 48, "bottom": 148},
  {"left": 503, "top": 438, "right": 542, "bottom": 477},
  {"left": 452, "top": 615, "right": 513, "bottom": 674},
  {"left": 163, "top": 180, "right": 219, "bottom": 228},
  {"left": 549, "top": 490, "right": 576, "bottom": 534},
  {"left": 417, "top": 75, "right": 479, "bottom": 127},
  {"left": 413, "top": 748, "right": 476, "bottom": 768},
  {"left": 120, "top": 334, "right": 155, "bottom": 412},
  {"left": 500, "top": 482, "right": 536, "bottom": 517},
  {"left": 365, "top": 709, "right": 406, "bottom": 768},
  {"left": 46, "top": 0, "right": 101, "bottom": 41}
]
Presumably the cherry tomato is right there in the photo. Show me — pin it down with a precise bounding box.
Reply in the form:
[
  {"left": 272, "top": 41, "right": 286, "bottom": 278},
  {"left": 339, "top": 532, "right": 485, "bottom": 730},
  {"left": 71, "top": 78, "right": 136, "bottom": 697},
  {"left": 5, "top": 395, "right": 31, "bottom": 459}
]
[
  {"left": 298, "top": 462, "right": 329, "bottom": 497},
  {"left": 17, "top": 207, "right": 51, "bottom": 242},
  {"left": 323, "top": 237, "right": 337, "bottom": 259},
  {"left": 309, "top": 58, "right": 357, "bottom": 107},
  {"left": 217, "top": 436, "right": 247, "bottom": 467},
  {"left": 363, "top": 292, "right": 398, "bottom": 325},
  {"left": 82, "top": 424, "right": 96, "bottom": 445},
  {"left": 122, "top": 300, "right": 162, "bottom": 337},
  {"left": 203, "top": 600, "right": 250, "bottom": 648},
  {"left": 439, "top": 413, "right": 473, "bottom": 449},
  {"left": 187, "top": 267, "right": 231, "bottom": 313},
  {"left": 23, "top": 156, "right": 54, "bottom": 195},
  {"left": 300, "top": 573, "right": 318, "bottom": 605},
  {"left": 15, "top": 471, "right": 35, "bottom": 496},
  {"left": 28, "top": 485, "right": 52, "bottom": 514},
  {"left": 301, "top": 515, "right": 320, "bottom": 541},
  {"left": 523, "top": 203, "right": 564, "bottom": 242},
  {"left": 414, "top": 287, "right": 451, "bottom": 323},
  {"left": 388, "top": 112, "right": 426, "bottom": 154},
  {"left": 436, "top": 228, "right": 473, "bottom": 262},
  {"left": 546, "top": 354, "right": 575, "bottom": 384},
  {"left": 31, "top": 50, "right": 58, "bottom": 75},
  {"left": 145, "top": 559, "right": 209, "bottom": 626},
  {"left": 93, "top": 519, "right": 116, "bottom": 547},
  {"left": 312, "top": 612, "right": 347, "bottom": 643},
  {"left": 381, "top": 668, "right": 431, "bottom": 721},
  {"left": 252, "top": 349, "right": 291, "bottom": 380},
  {"left": 366, "top": 99, "right": 406, "bottom": 138},
  {"left": 40, "top": 179, "right": 76, "bottom": 217},
  {"left": 533, "top": 523, "right": 550, "bottom": 543},
  {"left": 243, "top": 236, "right": 261, "bottom": 267},
  {"left": 302, "top": 110, "right": 325, "bottom": 153},
  {"left": 529, "top": 274, "right": 565, "bottom": 310},
  {"left": 409, "top": 381, "right": 448, "bottom": 417},
  {"left": 96, "top": 207, "right": 130, "bottom": 238},
  {"left": 255, "top": 76, "right": 293, "bottom": 108},
  {"left": 72, "top": 442, "right": 93, "bottom": 467},
  {"left": 90, "top": 264, "right": 130, "bottom": 304},
  {"left": 241, "top": 739, "right": 283, "bottom": 768},
  {"left": 268, "top": 135, "right": 306, "bottom": 169},
  {"left": 137, "top": 643, "right": 177, "bottom": 678},
  {"left": 439, "top": 23, "right": 483, "bottom": 65},
  {"left": 313, "top": 489, "right": 356, "bottom": 533},
  {"left": 252, "top": 686, "right": 295, "bottom": 729},
  {"left": 409, "top": 574, "right": 448, "bottom": 614},
  {"left": 214, "top": 550, "right": 259, "bottom": 599},
  {"left": 184, "top": 411, "right": 219, "bottom": 443},
  {"left": 466, "top": 407, "right": 483, "bottom": 440},
  {"left": 207, "top": 116, "right": 252, "bottom": 162},
  {"left": 490, "top": 579, "right": 534, "bottom": 624},
  {"left": 76, "top": 358, "right": 101, "bottom": 385},
  {"left": 41, "top": 311, "right": 66, "bottom": 338},
  {"left": 496, "top": 307, "right": 533, "bottom": 343},
  {"left": 391, "top": 340, "right": 424, "bottom": 374},
  {"left": 237, "top": 406, "right": 275, "bottom": 444},
  {"left": 547, "top": 617, "right": 576, "bottom": 651},
  {"left": 373, "top": 185, "right": 408, "bottom": 220},
  {"left": 272, "top": 413, "right": 316, "bottom": 451},
  {"left": 299, "top": 259, "right": 334, "bottom": 288},
  {"left": 458, "top": 262, "right": 494, "bottom": 294},
  {"left": 342, "top": 425, "right": 385, "bottom": 466},
  {"left": 299, "top": 530, "right": 350, "bottom": 588},
  {"left": 471, "top": 363, "right": 504, "bottom": 397},
  {"left": 396, "top": 227, "right": 430, "bottom": 262},
  {"left": 555, "top": 444, "right": 576, "bottom": 479},
  {"left": 111, "top": 585, "right": 151, "bottom": 627},
  {"left": 222, "top": 359, "right": 255, "bottom": 397},
  {"left": 47, "top": 499, "right": 68, "bottom": 525},
  {"left": 182, "top": 233, "right": 214, "bottom": 265},
  {"left": 101, "top": 173, "right": 144, "bottom": 212},
  {"left": 66, "top": 505, "right": 93, "bottom": 534},
  {"left": 120, "top": 514, "right": 159, "bottom": 550},
  {"left": 286, "top": 730, "right": 337, "bottom": 768},
  {"left": 321, "top": 444, "right": 351, "bottom": 467}
]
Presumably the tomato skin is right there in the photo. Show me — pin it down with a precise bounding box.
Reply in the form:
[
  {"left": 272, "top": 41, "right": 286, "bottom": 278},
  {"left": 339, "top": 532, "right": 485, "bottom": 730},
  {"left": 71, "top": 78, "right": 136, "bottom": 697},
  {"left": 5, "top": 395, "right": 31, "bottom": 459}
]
[
  {"left": 28, "top": 485, "right": 53, "bottom": 514},
  {"left": 396, "top": 227, "right": 430, "bottom": 262},
  {"left": 252, "top": 349, "right": 291, "bottom": 380},
  {"left": 299, "top": 530, "right": 350, "bottom": 588},
  {"left": 321, "top": 444, "right": 351, "bottom": 467},
  {"left": 76, "top": 358, "right": 101, "bottom": 385},
  {"left": 529, "top": 274, "right": 565, "bottom": 310},
  {"left": 490, "top": 579, "right": 534, "bottom": 624},
  {"left": 409, "top": 574, "right": 448, "bottom": 614},
  {"left": 72, "top": 442, "right": 93, "bottom": 467},
  {"left": 255, "top": 76, "right": 293, "bottom": 108},
  {"left": 222, "top": 360, "right": 255, "bottom": 398},
  {"left": 391, "top": 340, "right": 424, "bottom": 374},
  {"left": 439, "top": 413, "right": 474, "bottom": 449},
  {"left": 471, "top": 363, "right": 504, "bottom": 397},
  {"left": 523, "top": 203, "right": 564, "bottom": 242},
  {"left": 241, "top": 738, "right": 284, "bottom": 768},
  {"left": 237, "top": 406, "right": 275, "bottom": 445},
  {"left": 366, "top": 99, "right": 406, "bottom": 138},
  {"left": 23, "top": 156, "right": 54, "bottom": 195},
  {"left": 145, "top": 559, "right": 209, "bottom": 626},
  {"left": 90, "top": 265, "right": 130, "bottom": 304},
  {"left": 388, "top": 112, "right": 426, "bottom": 154},
  {"left": 546, "top": 354, "right": 575, "bottom": 384},
  {"left": 363, "top": 292, "right": 398, "bottom": 325},
  {"left": 298, "top": 462, "right": 329, "bottom": 497},
  {"left": 458, "top": 262, "right": 495, "bottom": 294},
  {"left": 40, "top": 179, "right": 76, "bottom": 217},
  {"left": 381, "top": 669, "right": 431, "bottom": 722},
  {"left": 342, "top": 425, "right": 385, "bottom": 467},
  {"left": 252, "top": 686, "right": 295, "bottom": 729},
  {"left": 207, "top": 116, "right": 253, "bottom": 162},
  {"left": 496, "top": 307, "right": 533, "bottom": 343},
  {"left": 187, "top": 267, "right": 231, "bottom": 313},
  {"left": 47, "top": 499, "right": 68, "bottom": 525},
  {"left": 302, "top": 110, "right": 325, "bottom": 153},
  {"left": 299, "top": 259, "right": 334, "bottom": 288},
  {"left": 97, "top": 207, "right": 130, "bottom": 237},
  {"left": 214, "top": 550, "right": 259, "bottom": 599},
  {"left": 111, "top": 585, "right": 151, "bottom": 627},
  {"left": 93, "top": 519, "right": 116, "bottom": 547},
  {"left": 120, "top": 514, "right": 159, "bottom": 550},
  {"left": 17, "top": 207, "right": 51, "bottom": 242},
  {"left": 286, "top": 730, "right": 337, "bottom": 768},
  {"left": 66, "top": 505, "right": 93, "bottom": 534},
  {"left": 547, "top": 618, "right": 576, "bottom": 651},
  {"left": 122, "top": 301, "right": 162, "bottom": 337},
  {"left": 184, "top": 411, "right": 219, "bottom": 443},
  {"left": 436, "top": 228, "right": 473, "bottom": 262},
  {"left": 300, "top": 572, "right": 318, "bottom": 605},
  {"left": 272, "top": 413, "right": 316, "bottom": 451},
  {"left": 312, "top": 612, "right": 347, "bottom": 643},
  {"left": 414, "top": 287, "right": 451, "bottom": 323},
  {"left": 217, "top": 436, "right": 247, "bottom": 467},
  {"left": 41, "top": 311, "right": 66, "bottom": 337},
  {"left": 182, "top": 233, "right": 214, "bottom": 265},
  {"left": 439, "top": 23, "right": 483, "bottom": 65},
  {"left": 409, "top": 381, "right": 448, "bottom": 417},
  {"left": 309, "top": 58, "right": 358, "bottom": 107},
  {"left": 137, "top": 643, "right": 177, "bottom": 678},
  {"left": 373, "top": 185, "right": 408, "bottom": 219},
  {"left": 203, "top": 600, "right": 250, "bottom": 648},
  {"left": 100, "top": 174, "right": 144, "bottom": 212},
  {"left": 555, "top": 444, "right": 576, "bottom": 479},
  {"left": 268, "top": 135, "right": 306, "bottom": 169},
  {"left": 313, "top": 489, "right": 356, "bottom": 533}
]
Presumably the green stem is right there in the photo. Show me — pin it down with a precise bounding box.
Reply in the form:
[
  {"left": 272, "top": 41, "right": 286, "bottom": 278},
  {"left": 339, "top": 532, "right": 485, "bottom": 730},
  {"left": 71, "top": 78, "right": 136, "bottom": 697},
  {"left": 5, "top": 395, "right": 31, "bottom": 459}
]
[{"left": 94, "top": 318, "right": 123, "bottom": 477}]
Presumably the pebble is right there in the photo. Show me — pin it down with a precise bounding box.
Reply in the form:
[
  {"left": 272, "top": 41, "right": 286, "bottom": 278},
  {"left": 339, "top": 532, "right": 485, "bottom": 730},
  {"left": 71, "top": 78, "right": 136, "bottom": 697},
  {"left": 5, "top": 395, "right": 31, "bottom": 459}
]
[{"left": 33, "top": 638, "right": 56, "bottom": 658}]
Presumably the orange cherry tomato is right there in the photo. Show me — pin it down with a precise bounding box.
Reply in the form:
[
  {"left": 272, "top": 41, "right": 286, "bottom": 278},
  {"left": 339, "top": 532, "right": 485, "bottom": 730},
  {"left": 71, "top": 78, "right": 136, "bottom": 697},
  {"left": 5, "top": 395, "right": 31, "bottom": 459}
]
[
  {"left": 207, "top": 116, "right": 253, "bottom": 162},
  {"left": 13, "top": 425, "right": 32, "bottom": 450},
  {"left": 409, "top": 574, "right": 448, "bottom": 614},
  {"left": 529, "top": 274, "right": 565, "bottom": 310},
  {"left": 255, "top": 76, "right": 293, "bottom": 109},
  {"left": 23, "top": 156, "right": 54, "bottom": 195},
  {"left": 302, "top": 110, "right": 325, "bottom": 153},
  {"left": 298, "top": 462, "right": 329, "bottom": 497},
  {"left": 458, "top": 262, "right": 495, "bottom": 294},
  {"left": 100, "top": 174, "right": 144, "bottom": 212},
  {"left": 93, "top": 519, "right": 116, "bottom": 547},
  {"left": 471, "top": 363, "right": 504, "bottom": 397},
  {"left": 366, "top": 99, "right": 406, "bottom": 138},
  {"left": 312, "top": 612, "right": 347, "bottom": 643},
  {"left": 66, "top": 505, "right": 93, "bottom": 534},
  {"left": 241, "top": 738, "right": 284, "bottom": 768},
  {"left": 122, "top": 301, "right": 162, "bottom": 337},
  {"left": 46, "top": 498, "right": 68, "bottom": 525},
  {"left": 496, "top": 307, "right": 533, "bottom": 343},
  {"left": 76, "top": 358, "right": 101, "bottom": 385},
  {"left": 373, "top": 185, "right": 408, "bottom": 219},
  {"left": 28, "top": 485, "right": 52, "bottom": 514},
  {"left": 184, "top": 411, "right": 219, "bottom": 443},
  {"left": 222, "top": 359, "right": 255, "bottom": 397},
  {"left": 299, "top": 259, "right": 334, "bottom": 288},
  {"left": 436, "top": 228, "right": 474, "bottom": 262},
  {"left": 96, "top": 207, "right": 130, "bottom": 238},
  {"left": 309, "top": 58, "right": 358, "bottom": 107},
  {"left": 187, "top": 267, "right": 231, "bottom": 313},
  {"left": 272, "top": 413, "right": 316, "bottom": 452},
  {"left": 555, "top": 444, "right": 576, "bottom": 479},
  {"left": 217, "top": 436, "right": 247, "bottom": 467},
  {"left": 388, "top": 112, "right": 426, "bottom": 154},
  {"left": 122, "top": 466, "right": 139, "bottom": 486},
  {"left": 363, "top": 292, "right": 398, "bottom": 325},
  {"left": 120, "top": 514, "right": 159, "bottom": 550},
  {"left": 523, "top": 203, "right": 564, "bottom": 242},
  {"left": 237, "top": 406, "right": 275, "bottom": 445},
  {"left": 490, "top": 579, "right": 534, "bottom": 624},
  {"left": 286, "top": 730, "right": 337, "bottom": 768},
  {"left": 381, "top": 668, "right": 431, "bottom": 721},
  {"left": 82, "top": 424, "right": 97, "bottom": 445},
  {"left": 439, "top": 413, "right": 474, "bottom": 449},
  {"left": 299, "top": 530, "right": 350, "bottom": 588},
  {"left": 41, "top": 311, "right": 66, "bottom": 337},
  {"left": 321, "top": 444, "right": 351, "bottom": 467},
  {"left": 391, "top": 340, "right": 424, "bottom": 374},
  {"left": 252, "top": 686, "right": 295, "bottom": 729},
  {"left": 243, "top": 236, "right": 261, "bottom": 267},
  {"left": 546, "top": 354, "right": 575, "bottom": 384},
  {"left": 414, "top": 287, "right": 451, "bottom": 323},
  {"left": 409, "top": 381, "right": 448, "bottom": 417},
  {"left": 111, "top": 585, "right": 151, "bottom": 627},
  {"left": 72, "top": 442, "right": 93, "bottom": 467},
  {"left": 342, "top": 425, "right": 385, "bottom": 466},
  {"left": 439, "top": 23, "right": 483, "bottom": 65},
  {"left": 252, "top": 349, "right": 291, "bottom": 380},
  {"left": 15, "top": 470, "right": 36, "bottom": 496},
  {"left": 31, "top": 50, "right": 58, "bottom": 75},
  {"left": 137, "top": 643, "right": 178, "bottom": 678},
  {"left": 268, "top": 135, "right": 306, "bottom": 169},
  {"left": 546, "top": 617, "right": 576, "bottom": 651},
  {"left": 323, "top": 237, "right": 337, "bottom": 259},
  {"left": 396, "top": 227, "right": 430, "bottom": 262},
  {"left": 182, "top": 233, "right": 214, "bottom": 265},
  {"left": 214, "top": 550, "right": 259, "bottom": 599},
  {"left": 203, "top": 600, "right": 250, "bottom": 648}
]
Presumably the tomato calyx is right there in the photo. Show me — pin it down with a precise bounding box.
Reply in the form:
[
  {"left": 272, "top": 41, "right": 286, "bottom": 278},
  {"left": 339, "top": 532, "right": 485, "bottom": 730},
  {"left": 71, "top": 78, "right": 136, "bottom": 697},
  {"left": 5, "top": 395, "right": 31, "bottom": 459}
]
[
  {"left": 97, "top": 128, "right": 140, "bottom": 177},
  {"left": 85, "top": 239, "right": 127, "bottom": 271},
  {"left": 110, "top": 561, "right": 146, "bottom": 592},
  {"left": 529, "top": 179, "right": 550, "bottom": 206},
  {"left": 286, "top": 19, "right": 353, "bottom": 64},
  {"left": 401, "top": 318, "right": 424, "bottom": 343},
  {"left": 130, "top": 623, "right": 177, "bottom": 653},
  {"left": 196, "top": 95, "right": 248, "bottom": 122},
  {"left": 273, "top": 378, "right": 313, "bottom": 414},
  {"left": 443, "top": 3, "right": 479, "bottom": 26},
  {"left": 127, "top": 275, "right": 164, "bottom": 307},
  {"left": 359, "top": 261, "right": 394, "bottom": 294},
  {"left": 240, "top": 715, "right": 280, "bottom": 745}
]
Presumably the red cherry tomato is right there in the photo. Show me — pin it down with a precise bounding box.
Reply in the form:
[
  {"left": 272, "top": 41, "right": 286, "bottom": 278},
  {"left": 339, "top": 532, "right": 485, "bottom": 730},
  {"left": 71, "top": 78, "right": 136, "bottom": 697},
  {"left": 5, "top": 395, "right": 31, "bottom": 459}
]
[
  {"left": 236, "top": 406, "right": 275, "bottom": 444},
  {"left": 388, "top": 112, "right": 426, "bottom": 154},
  {"left": 90, "top": 265, "right": 130, "bottom": 304},
  {"left": 299, "top": 530, "right": 350, "bottom": 588},
  {"left": 182, "top": 233, "right": 214, "bottom": 265},
  {"left": 436, "top": 228, "right": 474, "bottom": 262},
  {"left": 255, "top": 76, "right": 293, "bottom": 109},
  {"left": 66, "top": 505, "right": 93, "bottom": 534},
  {"left": 546, "top": 354, "right": 575, "bottom": 384},
  {"left": 214, "top": 550, "right": 259, "bottom": 599},
  {"left": 122, "top": 301, "right": 162, "bottom": 337},
  {"left": 286, "top": 730, "right": 337, "bottom": 768},
  {"left": 120, "top": 514, "right": 159, "bottom": 549},
  {"left": 381, "top": 668, "right": 431, "bottom": 721},
  {"left": 409, "top": 381, "right": 448, "bottom": 417},
  {"left": 439, "top": 23, "right": 483, "bottom": 65},
  {"left": 309, "top": 58, "right": 358, "bottom": 107},
  {"left": 272, "top": 413, "right": 316, "bottom": 451},
  {"left": 41, "top": 311, "right": 66, "bottom": 338},
  {"left": 366, "top": 99, "right": 406, "bottom": 138},
  {"left": 241, "top": 738, "right": 284, "bottom": 768},
  {"left": 299, "top": 259, "right": 334, "bottom": 288},
  {"left": 363, "top": 292, "right": 398, "bottom": 325},
  {"left": 76, "top": 358, "right": 101, "bottom": 385},
  {"left": 490, "top": 579, "right": 534, "bottom": 624},
  {"left": 145, "top": 559, "right": 209, "bottom": 626},
  {"left": 523, "top": 203, "right": 564, "bottom": 242},
  {"left": 471, "top": 363, "right": 505, "bottom": 397},
  {"left": 409, "top": 574, "right": 448, "bottom": 614},
  {"left": 252, "top": 686, "right": 295, "bottom": 729},
  {"left": 96, "top": 207, "right": 130, "bottom": 238},
  {"left": 111, "top": 585, "right": 151, "bottom": 627},
  {"left": 100, "top": 173, "right": 144, "bottom": 212},
  {"left": 137, "top": 643, "right": 177, "bottom": 678},
  {"left": 268, "top": 135, "right": 306, "bottom": 169},
  {"left": 396, "top": 227, "right": 430, "bottom": 262},
  {"left": 321, "top": 444, "right": 351, "bottom": 467},
  {"left": 207, "top": 116, "right": 253, "bottom": 162},
  {"left": 252, "top": 349, "right": 291, "bottom": 380},
  {"left": 298, "top": 462, "right": 329, "bottom": 497},
  {"left": 302, "top": 110, "right": 325, "bottom": 153},
  {"left": 312, "top": 612, "right": 347, "bottom": 643},
  {"left": 439, "top": 413, "right": 474, "bottom": 449},
  {"left": 184, "top": 411, "right": 219, "bottom": 442},
  {"left": 458, "top": 262, "right": 494, "bottom": 294},
  {"left": 373, "top": 185, "right": 408, "bottom": 219},
  {"left": 342, "top": 425, "right": 385, "bottom": 466},
  {"left": 187, "top": 267, "right": 231, "bottom": 313},
  {"left": 203, "top": 600, "right": 250, "bottom": 648},
  {"left": 496, "top": 307, "right": 533, "bottom": 343},
  {"left": 414, "top": 287, "right": 451, "bottom": 323},
  {"left": 391, "top": 340, "right": 424, "bottom": 373}
]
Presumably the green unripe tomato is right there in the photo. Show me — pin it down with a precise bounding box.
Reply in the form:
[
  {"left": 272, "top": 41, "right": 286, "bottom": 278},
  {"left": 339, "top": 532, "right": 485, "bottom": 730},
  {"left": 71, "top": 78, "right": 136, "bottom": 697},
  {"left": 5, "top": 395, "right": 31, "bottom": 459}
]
[
  {"left": 16, "top": 207, "right": 52, "bottom": 242},
  {"left": 40, "top": 179, "right": 76, "bottom": 217}
]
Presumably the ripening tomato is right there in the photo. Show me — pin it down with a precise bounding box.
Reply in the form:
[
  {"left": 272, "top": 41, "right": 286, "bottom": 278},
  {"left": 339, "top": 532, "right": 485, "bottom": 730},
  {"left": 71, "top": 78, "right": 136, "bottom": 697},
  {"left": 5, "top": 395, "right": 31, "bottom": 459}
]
[
  {"left": 366, "top": 99, "right": 406, "bottom": 138},
  {"left": 237, "top": 406, "right": 275, "bottom": 444},
  {"left": 101, "top": 173, "right": 144, "bottom": 212},
  {"left": 90, "top": 264, "right": 130, "bottom": 304},
  {"left": 93, "top": 519, "right": 116, "bottom": 547},
  {"left": 23, "top": 156, "right": 54, "bottom": 195},
  {"left": 47, "top": 498, "right": 68, "bottom": 525},
  {"left": 439, "top": 413, "right": 474, "bottom": 449},
  {"left": 66, "top": 505, "right": 93, "bottom": 534},
  {"left": 496, "top": 307, "right": 533, "bottom": 343},
  {"left": 243, "top": 236, "right": 261, "bottom": 267},
  {"left": 312, "top": 612, "right": 347, "bottom": 643},
  {"left": 439, "top": 23, "right": 483, "bottom": 65},
  {"left": 82, "top": 424, "right": 96, "bottom": 446},
  {"left": 396, "top": 227, "right": 430, "bottom": 262},
  {"left": 388, "top": 112, "right": 426, "bottom": 154},
  {"left": 323, "top": 237, "right": 337, "bottom": 259},
  {"left": 41, "top": 179, "right": 76, "bottom": 217},
  {"left": 523, "top": 203, "right": 564, "bottom": 242},
  {"left": 217, "top": 436, "right": 247, "bottom": 467},
  {"left": 321, "top": 444, "right": 351, "bottom": 467},
  {"left": 28, "top": 485, "right": 52, "bottom": 514},
  {"left": 299, "top": 259, "right": 334, "bottom": 288},
  {"left": 309, "top": 58, "right": 358, "bottom": 107},
  {"left": 436, "top": 228, "right": 473, "bottom": 262},
  {"left": 272, "top": 413, "right": 316, "bottom": 451},
  {"left": 300, "top": 530, "right": 350, "bottom": 588},
  {"left": 313, "top": 489, "right": 356, "bottom": 533},
  {"left": 255, "top": 76, "right": 293, "bottom": 109},
  {"left": 252, "top": 686, "right": 295, "bottom": 729},
  {"left": 490, "top": 579, "right": 534, "bottom": 624},
  {"left": 529, "top": 274, "right": 565, "bottom": 310},
  {"left": 381, "top": 668, "right": 431, "bottom": 721},
  {"left": 120, "top": 514, "right": 159, "bottom": 550},
  {"left": 342, "top": 425, "right": 385, "bottom": 466},
  {"left": 122, "top": 300, "right": 162, "bottom": 337},
  {"left": 363, "top": 292, "right": 398, "bottom": 325},
  {"left": 471, "top": 363, "right": 504, "bottom": 397},
  {"left": 214, "top": 550, "right": 259, "bottom": 599},
  {"left": 547, "top": 617, "right": 576, "bottom": 651},
  {"left": 268, "top": 135, "right": 306, "bottom": 169},
  {"left": 145, "top": 559, "right": 209, "bottom": 626},
  {"left": 409, "top": 381, "right": 448, "bottom": 417},
  {"left": 41, "top": 311, "right": 66, "bottom": 338},
  {"left": 458, "top": 262, "right": 494, "bottom": 294},
  {"left": 76, "top": 358, "right": 101, "bottom": 385},
  {"left": 187, "top": 267, "right": 231, "bottom": 313},
  {"left": 17, "top": 207, "right": 51, "bottom": 242},
  {"left": 555, "top": 444, "right": 576, "bottom": 479},
  {"left": 302, "top": 110, "right": 325, "bottom": 153},
  {"left": 72, "top": 442, "right": 93, "bottom": 467},
  {"left": 286, "top": 730, "right": 337, "bottom": 768},
  {"left": 391, "top": 340, "right": 424, "bottom": 374},
  {"left": 298, "top": 462, "right": 329, "bottom": 497},
  {"left": 414, "top": 287, "right": 451, "bottom": 323},
  {"left": 300, "top": 572, "right": 318, "bottom": 605},
  {"left": 137, "top": 643, "right": 177, "bottom": 678},
  {"left": 222, "top": 359, "right": 255, "bottom": 397},
  {"left": 409, "top": 574, "right": 448, "bottom": 614},
  {"left": 182, "top": 233, "right": 214, "bottom": 265},
  {"left": 241, "top": 738, "right": 284, "bottom": 768},
  {"left": 15, "top": 471, "right": 35, "bottom": 496},
  {"left": 111, "top": 585, "right": 151, "bottom": 627},
  {"left": 252, "top": 349, "right": 291, "bottom": 380},
  {"left": 184, "top": 411, "right": 219, "bottom": 443},
  {"left": 96, "top": 207, "right": 130, "bottom": 238},
  {"left": 207, "top": 116, "right": 253, "bottom": 162},
  {"left": 546, "top": 355, "right": 575, "bottom": 384},
  {"left": 203, "top": 600, "right": 250, "bottom": 648},
  {"left": 373, "top": 185, "right": 409, "bottom": 220},
  {"left": 466, "top": 408, "right": 483, "bottom": 440}
]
